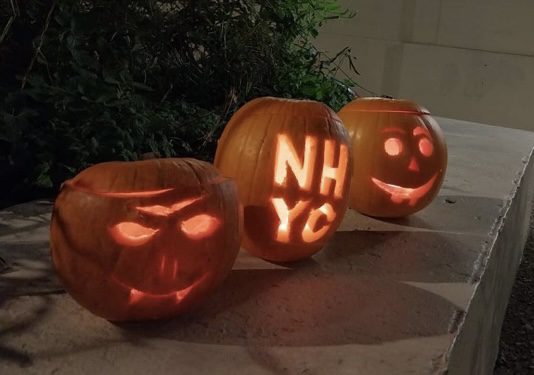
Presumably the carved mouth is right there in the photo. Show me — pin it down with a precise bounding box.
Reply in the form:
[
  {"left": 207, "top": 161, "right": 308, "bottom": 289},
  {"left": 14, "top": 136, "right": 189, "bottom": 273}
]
[
  {"left": 371, "top": 174, "right": 438, "bottom": 206},
  {"left": 112, "top": 275, "right": 207, "bottom": 305}
]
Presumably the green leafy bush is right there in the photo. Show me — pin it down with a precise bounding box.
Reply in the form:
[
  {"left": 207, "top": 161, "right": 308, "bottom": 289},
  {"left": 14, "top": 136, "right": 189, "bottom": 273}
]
[{"left": 0, "top": 0, "right": 357, "bottom": 206}]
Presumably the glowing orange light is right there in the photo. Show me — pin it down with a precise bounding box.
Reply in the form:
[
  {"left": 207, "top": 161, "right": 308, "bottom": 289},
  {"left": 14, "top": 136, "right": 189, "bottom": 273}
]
[
  {"left": 180, "top": 214, "right": 220, "bottom": 240},
  {"left": 408, "top": 157, "right": 420, "bottom": 172},
  {"left": 274, "top": 135, "right": 317, "bottom": 191},
  {"left": 136, "top": 197, "right": 203, "bottom": 217},
  {"left": 158, "top": 256, "right": 179, "bottom": 279},
  {"left": 418, "top": 138, "right": 434, "bottom": 157},
  {"left": 159, "top": 255, "right": 166, "bottom": 274},
  {"left": 175, "top": 283, "right": 197, "bottom": 302},
  {"left": 110, "top": 222, "right": 159, "bottom": 246},
  {"left": 98, "top": 188, "right": 174, "bottom": 198},
  {"left": 172, "top": 259, "right": 178, "bottom": 279},
  {"left": 302, "top": 203, "right": 336, "bottom": 243},
  {"left": 272, "top": 198, "right": 311, "bottom": 243},
  {"left": 320, "top": 141, "right": 349, "bottom": 198},
  {"left": 385, "top": 137, "right": 403, "bottom": 156},
  {"left": 372, "top": 174, "right": 437, "bottom": 206},
  {"left": 129, "top": 288, "right": 145, "bottom": 304},
  {"left": 136, "top": 205, "right": 174, "bottom": 216},
  {"left": 170, "top": 197, "right": 203, "bottom": 212},
  {"left": 127, "top": 282, "right": 198, "bottom": 305}
]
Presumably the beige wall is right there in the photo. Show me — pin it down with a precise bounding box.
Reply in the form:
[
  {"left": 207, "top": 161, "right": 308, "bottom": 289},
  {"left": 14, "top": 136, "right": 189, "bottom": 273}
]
[{"left": 315, "top": 0, "right": 534, "bottom": 131}]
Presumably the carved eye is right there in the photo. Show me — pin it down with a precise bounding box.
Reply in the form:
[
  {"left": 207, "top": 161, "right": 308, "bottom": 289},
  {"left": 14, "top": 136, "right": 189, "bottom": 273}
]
[
  {"left": 384, "top": 137, "right": 403, "bottom": 156},
  {"left": 418, "top": 138, "right": 434, "bottom": 157},
  {"left": 180, "top": 214, "right": 220, "bottom": 240},
  {"left": 110, "top": 222, "right": 159, "bottom": 246}
]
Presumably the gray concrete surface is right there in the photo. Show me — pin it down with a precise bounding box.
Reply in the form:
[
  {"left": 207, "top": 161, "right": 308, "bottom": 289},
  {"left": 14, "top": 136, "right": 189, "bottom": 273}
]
[
  {"left": 1, "top": 117, "right": 533, "bottom": 374},
  {"left": 316, "top": 0, "right": 534, "bottom": 132}
]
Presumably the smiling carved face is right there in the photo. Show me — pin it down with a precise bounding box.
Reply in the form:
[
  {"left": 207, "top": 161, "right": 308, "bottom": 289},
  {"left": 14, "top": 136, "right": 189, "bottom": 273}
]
[
  {"left": 50, "top": 159, "right": 241, "bottom": 321},
  {"left": 371, "top": 124, "right": 440, "bottom": 206},
  {"left": 338, "top": 98, "right": 448, "bottom": 217}
]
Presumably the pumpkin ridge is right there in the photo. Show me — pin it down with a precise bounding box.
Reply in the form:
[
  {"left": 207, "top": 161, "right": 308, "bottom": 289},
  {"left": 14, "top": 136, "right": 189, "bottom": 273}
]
[
  {"left": 183, "top": 159, "right": 204, "bottom": 190},
  {"left": 248, "top": 115, "right": 271, "bottom": 206},
  {"left": 240, "top": 112, "right": 261, "bottom": 205},
  {"left": 53, "top": 208, "right": 112, "bottom": 272}
]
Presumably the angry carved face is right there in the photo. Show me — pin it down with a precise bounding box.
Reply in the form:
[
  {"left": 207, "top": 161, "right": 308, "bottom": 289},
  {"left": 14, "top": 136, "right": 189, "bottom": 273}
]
[
  {"left": 106, "top": 190, "right": 221, "bottom": 303},
  {"left": 50, "top": 159, "right": 241, "bottom": 321}
]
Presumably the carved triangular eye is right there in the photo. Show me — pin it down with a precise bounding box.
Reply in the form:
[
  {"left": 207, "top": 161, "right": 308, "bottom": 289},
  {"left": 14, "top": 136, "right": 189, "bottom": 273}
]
[
  {"left": 110, "top": 222, "right": 159, "bottom": 246},
  {"left": 179, "top": 214, "right": 220, "bottom": 240}
]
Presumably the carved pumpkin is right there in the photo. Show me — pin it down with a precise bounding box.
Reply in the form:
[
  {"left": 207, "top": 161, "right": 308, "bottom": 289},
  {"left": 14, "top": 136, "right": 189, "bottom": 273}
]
[
  {"left": 214, "top": 97, "right": 351, "bottom": 262},
  {"left": 50, "top": 158, "right": 242, "bottom": 321},
  {"left": 338, "top": 97, "right": 447, "bottom": 217}
]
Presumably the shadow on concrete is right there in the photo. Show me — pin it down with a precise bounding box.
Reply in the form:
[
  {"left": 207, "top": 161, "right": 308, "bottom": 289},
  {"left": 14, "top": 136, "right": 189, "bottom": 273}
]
[
  {"left": 0, "top": 202, "right": 63, "bottom": 367},
  {"left": 115, "top": 266, "right": 456, "bottom": 347},
  {"left": 0, "top": 200, "right": 52, "bottom": 235},
  {"left": 319, "top": 229, "right": 475, "bottom": 283},
  {"left": 341, "top": 194, "right": 503, "bottom": 236},
  {"left": 0, "top": 200, "right": 61, "bottom": 301},
  {"left": 0, "top": 195, "right": 504, "bottom": 367},
  {"left": 0, "top": 296, "right": 53, "bottom": 368},
  {"left": 113, "top": 194, "right": 505, "bottom": 349},
  {"left": 0, "top": 241, "right": 62, "bottom": 301}
]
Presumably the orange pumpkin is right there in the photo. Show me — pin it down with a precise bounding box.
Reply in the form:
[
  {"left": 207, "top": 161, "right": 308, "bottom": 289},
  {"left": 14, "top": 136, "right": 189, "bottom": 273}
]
[
  {"left": 50, "top": 158, "right": 241, "bottom": 321},
  {"left": 215, "top": 97, "right": 351, "bottom": 262},
  {"left": 338, "top": 97, "right": 447, "bottom": 217}
]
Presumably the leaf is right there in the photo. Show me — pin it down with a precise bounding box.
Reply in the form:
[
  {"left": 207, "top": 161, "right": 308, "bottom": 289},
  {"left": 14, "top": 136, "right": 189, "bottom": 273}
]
[
  {"left": 34, "top": 162, "right": 53, "bottom": 188},
  {"left": 132, "top": 82, "right": 154, "bottom": 92},
  {"left": 1, "top": 0, "right": 359, "bottom": 200}
]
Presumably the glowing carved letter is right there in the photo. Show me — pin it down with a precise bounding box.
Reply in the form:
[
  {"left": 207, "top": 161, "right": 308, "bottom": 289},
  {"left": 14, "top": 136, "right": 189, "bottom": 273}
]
[
  {"left": 302, "top": 203, "right": 336, "bottom": 243},
  {"left": 272, "top": 198, "right": 311, "bottom": 243},
  {"left": 320, "top": 141, "right": 348, "bottom": 198},
  {"left": 274, "top": 135, "right": 317, "bottom": 191}
]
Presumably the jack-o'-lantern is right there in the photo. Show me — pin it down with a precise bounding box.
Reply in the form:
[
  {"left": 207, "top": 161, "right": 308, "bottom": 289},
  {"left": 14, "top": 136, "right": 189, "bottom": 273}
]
[
  {"left": 338, "top": 97, "right": 447, "bottom": 217},
  {"left": 214, "top": 97, "right": 351, "bottom": 262},
  {"left": 50, "top": 158, "right": 242, "bottom": 321}
]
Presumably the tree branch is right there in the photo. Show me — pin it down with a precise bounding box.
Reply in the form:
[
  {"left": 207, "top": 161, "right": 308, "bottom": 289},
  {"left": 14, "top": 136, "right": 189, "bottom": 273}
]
[
  {"left": 20, "top": 0, "right": 56, "bottom": 90},
  {"left": 0, "top": 0, "right": 19, "bottom": 46}
]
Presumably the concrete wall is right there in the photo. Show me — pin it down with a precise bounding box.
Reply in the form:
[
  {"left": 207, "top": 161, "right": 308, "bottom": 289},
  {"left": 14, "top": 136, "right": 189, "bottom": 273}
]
[{"left": 315, "top": 0, "right": 534, "bottom": 131}]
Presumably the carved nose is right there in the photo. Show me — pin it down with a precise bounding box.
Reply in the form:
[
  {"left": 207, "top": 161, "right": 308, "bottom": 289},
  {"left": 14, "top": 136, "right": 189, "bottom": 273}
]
[
  {"left": 159, "top": 255, "right": 179, "bottom": 280},
  {"left": 408, "top": 157, "right": 419, "bottom": 172}
]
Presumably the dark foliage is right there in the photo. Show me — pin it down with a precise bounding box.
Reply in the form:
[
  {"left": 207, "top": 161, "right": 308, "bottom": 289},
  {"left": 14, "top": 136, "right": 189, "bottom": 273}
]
[{"left": 0, "top": 0, "right": 357, "bottom": 206}]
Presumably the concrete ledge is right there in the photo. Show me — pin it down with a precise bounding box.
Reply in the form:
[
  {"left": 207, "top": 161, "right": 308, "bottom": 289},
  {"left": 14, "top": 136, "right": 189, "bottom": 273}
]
[{"left": 1, "top": 118, "right": 533, "bottom": 374}]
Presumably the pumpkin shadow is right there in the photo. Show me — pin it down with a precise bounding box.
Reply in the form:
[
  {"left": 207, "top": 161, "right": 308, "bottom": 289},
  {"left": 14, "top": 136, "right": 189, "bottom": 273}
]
[
  {"left": 116, "top": 260, "right": 457, "bottom": 347},
  {"left": 341, "top": 194, "right": 502, "bottom": 235},
  {"left": 0, "top": 201, "right": 51, "bottom": 237},
  {"left": 116, "top": 194, "right": 505, "bottom": 347},
  {"left": 0, "top": 201, "right": 62, "bottom": 367},
  {"left": 317, "top": 229, "right": 475, "bottom": 283},
  {"left": 0, "top": 295, "right": 53, "bottom": 367},
  {"left": 0, "top": 194, "right": 506, "bottom": 366}
]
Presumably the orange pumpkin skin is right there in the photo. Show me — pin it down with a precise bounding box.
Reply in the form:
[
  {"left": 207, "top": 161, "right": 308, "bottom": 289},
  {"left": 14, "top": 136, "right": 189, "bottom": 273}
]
[
  {"left": 50, "top": 158, "right": 242, "bottom": 321},
  {"left": 214, "top": 97, "right": 351, "bottom": 262},
  {"left": 338, "top": 97, "right": 447, "bottom": 218}
]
